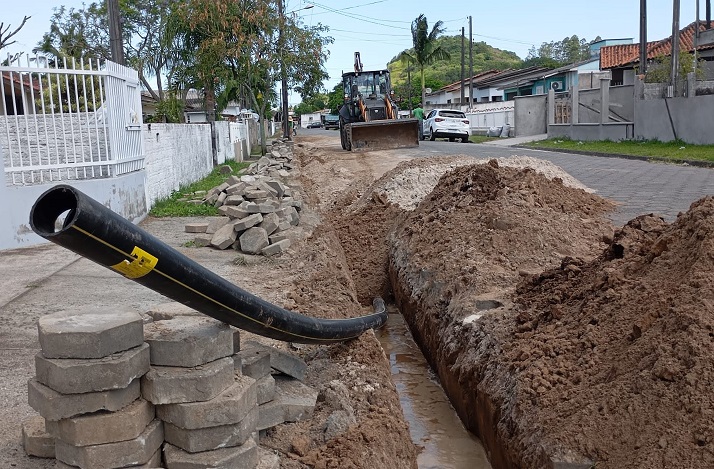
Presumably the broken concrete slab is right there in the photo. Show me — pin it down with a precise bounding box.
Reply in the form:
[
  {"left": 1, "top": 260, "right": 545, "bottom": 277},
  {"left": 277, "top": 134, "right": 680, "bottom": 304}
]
[
  {"left": 37, "top": 308, "right": 143, "bottom": 359},
  {"left": 256, "top": 374, "right": 276, "bottom": 405},
  {"left": 28, "top": 378, "right": 141, "bottom": 422},
  {"left": 210, "top": 222, "right": 238, "bottom": 250},
  {"left": 144, "top": 317, "right": 233, "bottom": 368},
  {"left": 164, "top": 407, "right": 257, "bottom": 453},
  {"left": 163, "top": 438, "right": 258, "bottom": 469},
  {"left": 145, "top": 302, "right": 200, "bottom": 322},
  {"left": 141, "top": 357, "right": 234, "bottom": 405},
  {"left": 243, "top": 341, "right": 306, "bottom": 381},
  {"left": 236, "top": 349, "right": 271, "bottom": 380},
  {"left": 157, "top": 375, "right": 257, "bottom": 429},
  {"left": 55, "top": 419, "right": 163, "bottom": 469},
  {"left": 55, "top": 398, "right": 154, "bottom": 447},
  {"left": 184, "top": 223, "right": 208, "bottom": 233},
  {"left": 21, "top": 415, "right": 54, "bottom": 458},
  {"left": 239, "top": 227, "right": 269, "bottom": 254},
  {"left": 257, "top": 376, "right": 317, "bottom": 431},
  {"left": 34, "top": 343, "right": 150, "bottom": 394},
  {"left": 261, "top": 239, "right": 291, "bottom": 257}
]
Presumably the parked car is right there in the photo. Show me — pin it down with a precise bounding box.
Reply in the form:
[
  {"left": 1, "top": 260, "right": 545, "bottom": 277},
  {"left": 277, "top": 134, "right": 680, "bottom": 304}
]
[
  {"left": 322, "top": 114, "right": 340, "bottom": 130},
  {"left": 307, "top": 121, "right": 322, "bottom": 128},
  {"left": 422, "top": 109, "right": 470, "bottom": 143}
]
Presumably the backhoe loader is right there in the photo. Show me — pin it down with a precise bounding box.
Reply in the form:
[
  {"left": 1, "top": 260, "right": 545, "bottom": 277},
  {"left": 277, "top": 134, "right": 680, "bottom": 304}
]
[{"left": 338, "top": 52, "right": 419, "bottom": 152}]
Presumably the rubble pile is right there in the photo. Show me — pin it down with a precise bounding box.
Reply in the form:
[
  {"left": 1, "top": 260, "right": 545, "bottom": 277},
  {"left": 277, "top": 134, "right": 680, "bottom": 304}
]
[
  {"left": 23, "top": 304, "right": 318, "bottom": 468},
  {"left": 187, "top": 141, "right": 303, "bottom": 257}
]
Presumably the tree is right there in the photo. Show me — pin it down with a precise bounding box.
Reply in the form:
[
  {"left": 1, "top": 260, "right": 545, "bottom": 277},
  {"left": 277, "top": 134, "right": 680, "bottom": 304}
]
[
  {"left": 293, "top": 93, "right": 328, "bottom": 116},
  {"left": 34, "top": 5, "right": 110, "bottom": 61},
  {"left": 398, "top": 14, "right": 450, "bottom": 108},
  {"left": 326, "top": 83, "right": 344, "bottom": 114},
  {"left": 642, "top": 52, "right": 703, "bottom": 83},
  {"left": 525, "top": 35, "right": 602, "bottom": 66},
  {"left": 0, "top": 15, "right": 30, "bottom": 56}
]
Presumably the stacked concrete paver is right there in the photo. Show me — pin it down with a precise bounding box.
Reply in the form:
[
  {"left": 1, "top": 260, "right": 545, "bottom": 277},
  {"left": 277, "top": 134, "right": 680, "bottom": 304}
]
[
  {"left": 25, "top": 303, "right": 318, "bottom": 468},
  {"left": 26, "top": 307, "right": 160, "bottom": 468},
  {"left": 185, "top": 140, "right": 303, "bottom": 257}
]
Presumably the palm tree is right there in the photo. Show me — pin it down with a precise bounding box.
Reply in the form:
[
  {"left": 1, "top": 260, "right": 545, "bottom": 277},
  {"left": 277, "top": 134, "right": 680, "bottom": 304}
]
[{"left": 398, "top": 14, "right": 450, "bottom": 109}]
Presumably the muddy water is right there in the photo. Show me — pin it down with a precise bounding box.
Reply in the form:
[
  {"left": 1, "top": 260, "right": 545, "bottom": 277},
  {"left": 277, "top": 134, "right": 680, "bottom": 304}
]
[{"left": 377, "top": 311, "right": 492, "bottom": 469}]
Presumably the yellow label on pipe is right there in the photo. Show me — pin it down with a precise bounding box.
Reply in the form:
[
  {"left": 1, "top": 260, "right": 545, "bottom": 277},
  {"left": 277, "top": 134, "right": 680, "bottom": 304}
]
[{"left": 111, "top": 246, "right": 158, "bottom": 279}]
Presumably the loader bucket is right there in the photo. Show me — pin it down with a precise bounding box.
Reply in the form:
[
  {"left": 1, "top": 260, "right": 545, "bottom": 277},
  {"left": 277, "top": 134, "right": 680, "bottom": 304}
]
[{"left": 349, "top": 118, "right": 419, "bottom": 152}]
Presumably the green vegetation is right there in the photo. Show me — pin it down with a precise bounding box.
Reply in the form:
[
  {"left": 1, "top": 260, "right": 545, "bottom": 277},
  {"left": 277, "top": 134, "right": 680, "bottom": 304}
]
[
  {"left": 526, "top": 138, "right": 714, "bottom": 163},
  {"left": 469, "top": 135, "right": 500, "bottom": 143},
  {"left": 149, "top": 160, "right": 249, "bottom": 217}
]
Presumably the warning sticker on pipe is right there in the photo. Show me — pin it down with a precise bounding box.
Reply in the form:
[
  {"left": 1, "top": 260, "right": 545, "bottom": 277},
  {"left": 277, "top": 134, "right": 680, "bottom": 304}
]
[{"left": 111, "top": 246, "right": 158, "bottom": 279}]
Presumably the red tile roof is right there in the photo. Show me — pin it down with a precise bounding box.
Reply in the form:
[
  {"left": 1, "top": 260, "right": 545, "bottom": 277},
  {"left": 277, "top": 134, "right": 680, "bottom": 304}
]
[{"left": 601, "top": 21, "right": 714, "bottom": 69}]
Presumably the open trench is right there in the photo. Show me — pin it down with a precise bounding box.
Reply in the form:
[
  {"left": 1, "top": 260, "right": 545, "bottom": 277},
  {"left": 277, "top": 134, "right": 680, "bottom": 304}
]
[{"left": 376, "top": 306, "right": 492, "bottom": 469}]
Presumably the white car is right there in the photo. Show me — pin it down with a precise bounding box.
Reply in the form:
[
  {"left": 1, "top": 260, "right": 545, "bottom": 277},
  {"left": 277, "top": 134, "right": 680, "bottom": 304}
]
[{"left": 423, "top": 109, "right": 470, "bottom": 143}]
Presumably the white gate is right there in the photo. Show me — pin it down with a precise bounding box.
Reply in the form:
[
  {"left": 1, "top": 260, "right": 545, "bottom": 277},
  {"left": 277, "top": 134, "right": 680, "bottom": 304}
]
[{"left": 0, "top": 54, "right": 144, "bottom": 186}]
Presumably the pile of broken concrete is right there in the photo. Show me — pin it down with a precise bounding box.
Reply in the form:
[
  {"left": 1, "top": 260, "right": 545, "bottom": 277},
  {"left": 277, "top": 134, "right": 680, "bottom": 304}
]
[{"left": 187, "top": 141, "right": 303, "bottom": 257}]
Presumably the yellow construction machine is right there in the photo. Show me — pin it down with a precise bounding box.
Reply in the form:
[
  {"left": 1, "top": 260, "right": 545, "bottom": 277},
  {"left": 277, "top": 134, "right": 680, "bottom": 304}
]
[{"left": 338, "top": 52, "right": 419, "bottom": 151}]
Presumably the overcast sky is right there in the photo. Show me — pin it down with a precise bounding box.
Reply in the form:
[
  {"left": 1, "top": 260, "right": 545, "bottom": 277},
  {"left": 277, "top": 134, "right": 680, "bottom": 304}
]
[{"left": 3, "top": 0, "right": 703, "bottom": 103}]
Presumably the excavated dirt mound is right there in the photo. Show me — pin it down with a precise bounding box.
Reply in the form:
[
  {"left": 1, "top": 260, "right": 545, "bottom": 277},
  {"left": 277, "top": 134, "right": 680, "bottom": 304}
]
[
  {"left": 389, "top": 160, "right": 618, "bottom": 467},
  {"left": 503, "top": 196, "right": 714, "bottom": 468}
]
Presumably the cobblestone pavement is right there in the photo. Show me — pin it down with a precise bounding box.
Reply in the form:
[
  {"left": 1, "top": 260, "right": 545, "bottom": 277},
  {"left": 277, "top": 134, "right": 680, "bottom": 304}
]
[{"left": 416, "top": 141, "right": 714, "bottom": 226}]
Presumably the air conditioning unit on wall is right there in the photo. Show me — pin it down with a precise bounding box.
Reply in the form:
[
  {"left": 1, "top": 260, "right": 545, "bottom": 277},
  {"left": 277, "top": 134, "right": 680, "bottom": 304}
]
[{"left": 551, "top": 81, "right": 562, "bottom": 91}]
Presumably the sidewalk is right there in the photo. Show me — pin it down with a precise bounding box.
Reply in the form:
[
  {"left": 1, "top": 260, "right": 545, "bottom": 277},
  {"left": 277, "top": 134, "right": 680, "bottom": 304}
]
[{"left": 481, "top": 133, "right": 547, "bottom": 147}]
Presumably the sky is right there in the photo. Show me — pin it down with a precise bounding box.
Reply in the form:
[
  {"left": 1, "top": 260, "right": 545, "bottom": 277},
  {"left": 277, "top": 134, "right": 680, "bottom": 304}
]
[{"left": 2, "top": 0, "right": 704, "bottom": 104}]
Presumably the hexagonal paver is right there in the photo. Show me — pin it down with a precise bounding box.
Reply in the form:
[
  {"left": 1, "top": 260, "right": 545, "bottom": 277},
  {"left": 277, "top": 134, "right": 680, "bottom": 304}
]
[{"left": 144, "top": 317, "right": 233, "bottom": 367}]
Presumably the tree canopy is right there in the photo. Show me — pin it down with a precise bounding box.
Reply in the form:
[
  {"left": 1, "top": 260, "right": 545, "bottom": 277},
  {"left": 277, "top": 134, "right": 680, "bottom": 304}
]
[{"left": 525, "top": 35, "right": 602, "bottom": 66}]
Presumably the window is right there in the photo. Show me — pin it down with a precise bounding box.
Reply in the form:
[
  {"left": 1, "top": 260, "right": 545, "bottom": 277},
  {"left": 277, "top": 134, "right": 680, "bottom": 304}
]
[{"left": 438, "top": 110, "right": 466, "bottom": 119}]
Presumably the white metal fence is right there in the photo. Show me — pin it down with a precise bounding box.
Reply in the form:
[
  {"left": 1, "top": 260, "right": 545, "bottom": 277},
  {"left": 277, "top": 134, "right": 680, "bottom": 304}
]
[
  {"left": 1, "top": 54, "right": 144, "bottom": 186},
  {"left": 466, "top": 102, "right": 515, "bottom": 134}
]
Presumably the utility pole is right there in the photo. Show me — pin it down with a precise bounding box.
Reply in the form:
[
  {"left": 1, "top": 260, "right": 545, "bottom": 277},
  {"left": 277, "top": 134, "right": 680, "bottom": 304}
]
[
  {"left": 639, "top": 0, "right": 647, "bottom": 74},
  {"left": 278, "top": 0, "right": 290, "bottom": 140},
  {"left": 407, "top": 65, "right": 412, "bottom": 114},
  {"left": 460, "top": 27, "right": 465, "bottom": 107},
  {"left": 670, "top": 0, "right": 681, "bottom": 92},
  {"left": 469, "top": 16, "right": 473, "bottom": 109},
  {"left": 107, "top": 0, "right": 124, "bottom": 65},
  {"left": 708, "top": 0, "right": 712, "bottom": 28}
]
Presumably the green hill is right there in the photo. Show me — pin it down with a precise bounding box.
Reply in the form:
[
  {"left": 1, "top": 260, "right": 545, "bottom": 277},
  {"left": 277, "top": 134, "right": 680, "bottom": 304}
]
[{"left": 388, "top": 35, "right": 523, "bottom": 90}]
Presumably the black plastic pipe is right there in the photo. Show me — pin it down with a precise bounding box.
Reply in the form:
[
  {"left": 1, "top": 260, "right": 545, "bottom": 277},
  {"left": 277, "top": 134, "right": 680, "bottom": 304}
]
[{"left": 30, "top": 185, "right": 387, "bottom": 344}]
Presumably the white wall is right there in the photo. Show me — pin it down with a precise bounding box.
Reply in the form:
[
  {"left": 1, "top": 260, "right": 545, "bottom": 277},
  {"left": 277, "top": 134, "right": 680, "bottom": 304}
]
[{"left": 143, "top": 123, "right": 213, "bottom": 209}]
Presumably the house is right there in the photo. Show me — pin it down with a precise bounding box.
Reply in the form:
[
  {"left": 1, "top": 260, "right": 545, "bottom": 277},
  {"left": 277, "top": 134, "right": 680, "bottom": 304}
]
[
  {"left": 424, "top": 70, "right": 502, "bottom": 106},
  {"left": 476, "top": 66, "right": 553, "bottom": 101},
  {"left": 2, "top": 71, "right": 40, "bottom": 115},
  {"left": 600, "top": 21, "right": 714, "bottom": 85}
]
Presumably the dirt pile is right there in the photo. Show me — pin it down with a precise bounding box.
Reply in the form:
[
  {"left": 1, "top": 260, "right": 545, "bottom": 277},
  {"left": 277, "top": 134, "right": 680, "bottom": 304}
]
[
  {"left": 388, "top": 160, "right": 617, "bottom": 467},
  {"left": 503, "top": 196, "right": 714, "bottom": 468}
]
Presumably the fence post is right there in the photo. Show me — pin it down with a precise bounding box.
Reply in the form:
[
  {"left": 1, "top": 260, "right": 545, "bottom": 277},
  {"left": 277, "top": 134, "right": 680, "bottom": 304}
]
[
  {"left": 687, "top": 72, "right": 696, "bottom": 98},
  {"left": 600, "top": 78, "right": 610, "bottom": 124},
  {"left": 547, "top": 89, "right": 555, "bottom": 126},
  {"left": 571, "top": 84, "right": 579, "bottom": 126}
]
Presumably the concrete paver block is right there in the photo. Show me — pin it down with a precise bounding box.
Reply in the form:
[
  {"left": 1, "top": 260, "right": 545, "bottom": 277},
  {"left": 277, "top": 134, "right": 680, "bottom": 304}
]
[
  {"left": 28, "top": 378, "right": 140, "bottom": 421},
  {"left": 264, "top": 180, "right": 285, "bottom": 198},
  {"left": 232, "top": 214, "right": 264, "bottom": 232},
  {"left": 144, "top": 317, "right": 233, "bottom": 367},
  {"left": 244, "top": 341, "right": 307, "bottom": 381},
  {"left": 244, "top": 190, "right": 269, "bottom": 200},
  {"left": 184, "top": 223, "right": 208, "bottom": 233},
  {"left": 164, "top": 407, "right": 257, "bottom": 453},
  {"left": 276, "top": 220, "right": 291, "bottom": 232},
  {"left": 232, "top": 328, "right": 241, "bottom": 354},
  {"left": 268, "top": 233, "right": 290, "bottom": 244},
  {"left": 55, "top": 449, "right": 162, "bottom": 468},
  {"left": 237, "top": 349, "right": 271, "bottom": 379},
  {"left": 214, "top": 192, "right": 227, "bottom": 207},
  {"left": 146, "top": 302, "right": 201, "bottom": 321},
  {"left": 163, "top": 439, "right": 258, "bottom": 469},
  {"left": 226, "top": 175, "right": 241, "bottom": 186},
  {"left": 56, "top": 398, "right": 154, "bottom": 446},
  {"left": 37, "top": 308, "right": 143, "bottom": 359},
  {"left": 35, "top": 343, "right": 150, "bottom": 394},
  {"left": 226, "top": 182, "right": 249, "bottom": 195},
  {"left": 255, "top": 203, "right": 278, "bottom": 214},
  {"left": 261, "top": 239, "right": 291, "bottom": 257},
  {"left": 239, "top": 201, "right": 262, "bottom": 214},
  {"left": 141, "top": 357, "right": 234, "bottom": 404},
  {"left": 224, "top": 206, "right": 251, "bottom": 220},
  {"left": 256, "top": 374, "right": 276, "bottom": 405},
  {"left": 205, "top": 217, "right": 229, "bottom": 235},
  {"left": 157, "top": 375, "right": 257, "bottom": 429},
  {"left": 193, "top": 234, "right": 213, "bottom": 247},
  {"left": 210, "top": 223, "right": 237, "bottom": 250},
  {"left": 223, "top": 195, "right": 244, "bottom": 206},
  {"left": 239, "top": 227, "right": 269, "bottom": 254},
  {"left": 257, "top": 447, "right": 280, "bottom": 469},
  {"left": 55, "top": 419, "right": 163, "bottom": 469},
  {"left": 258, "top": 213, "right": 280, "bottom": 236},
  {"left": 257, "top": 376, "right": 317, "bottom": 431},
  {"left": 21, "top": 415, "right": 54, "bottom": 458}
]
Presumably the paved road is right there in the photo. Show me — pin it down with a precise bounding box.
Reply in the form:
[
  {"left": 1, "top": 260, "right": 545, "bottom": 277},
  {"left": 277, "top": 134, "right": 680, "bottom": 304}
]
[{"left": 302, "top": 127, "right": 714, "bottom": 226}]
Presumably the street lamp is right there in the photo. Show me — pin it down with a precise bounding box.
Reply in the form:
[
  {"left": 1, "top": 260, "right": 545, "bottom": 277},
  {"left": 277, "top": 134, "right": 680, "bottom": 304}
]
[{"left": 279, "top": 2, "right": 314, "bottom": 139}]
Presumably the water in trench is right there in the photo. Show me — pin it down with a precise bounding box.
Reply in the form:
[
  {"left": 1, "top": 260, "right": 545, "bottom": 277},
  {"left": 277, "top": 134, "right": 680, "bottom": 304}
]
[{"left": 377, "top": 309, "right": 492, "bottom": 469}]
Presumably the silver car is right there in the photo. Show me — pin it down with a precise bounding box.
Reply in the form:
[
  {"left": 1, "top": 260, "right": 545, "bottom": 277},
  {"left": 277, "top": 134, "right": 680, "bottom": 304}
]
[{"left": 423, "top": 109, "right": 470, "bottom": 143}]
